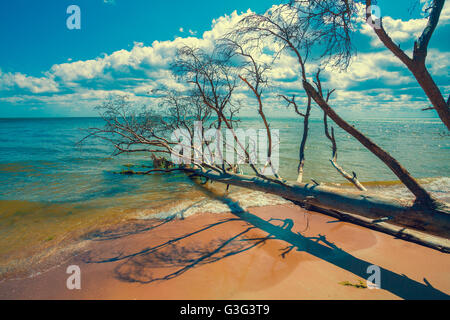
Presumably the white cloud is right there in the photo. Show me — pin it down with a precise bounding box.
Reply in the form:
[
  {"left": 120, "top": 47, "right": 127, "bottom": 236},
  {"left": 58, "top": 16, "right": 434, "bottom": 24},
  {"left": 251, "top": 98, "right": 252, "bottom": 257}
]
[
  {"left": 360, "top": 16, "right": 427, "bottom": 47},
  {"left": 1, "top": 5, "right": 448, "bottom": 118},
  {"left": 437, "top": 0, "right": 450, "bottom": 25},
  {"left": 323, "top": 51, "right": 414, "bottom": 90},
  {"left": 0, "top": 70, "right": 58, "bottom": 93},
  {"left": 361, "top": 0, "right": 450, "bottom": 48},
  {"left": 47, "top": 10, "right": 252, "bottom": 86},
  {"left": 426, "top": 49, "right": 450, "bottom": 76},
  {"left": 0, "top": 10, "right": 251, "bottom": 105},
  {"left": 0, "top": 88, "right": 136, "bottom": 106}
]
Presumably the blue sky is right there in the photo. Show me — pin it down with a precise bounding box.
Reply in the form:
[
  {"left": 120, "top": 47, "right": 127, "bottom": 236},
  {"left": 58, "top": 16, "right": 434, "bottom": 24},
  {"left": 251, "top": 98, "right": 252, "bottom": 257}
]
[{"left": 0, "top": 0, "right": 448, "bottom": 118}]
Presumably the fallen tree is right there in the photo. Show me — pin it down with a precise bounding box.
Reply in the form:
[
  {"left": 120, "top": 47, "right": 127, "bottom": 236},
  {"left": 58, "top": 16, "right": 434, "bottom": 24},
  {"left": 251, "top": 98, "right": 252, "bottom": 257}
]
[
  {"left": 111, "top": 162, "right": 450, "bottom": 251},
  {"left": 231, "top": 2, "right": 440, "bottom": 208},
  {"left": 82, "top": 88, "right": 450, "bottom": 251},
  {"left": 82, "top": 2, "right": 449, "bottom": 252},
  {"left": 183, "top": 167, "right": 450, "bottom": 245}
]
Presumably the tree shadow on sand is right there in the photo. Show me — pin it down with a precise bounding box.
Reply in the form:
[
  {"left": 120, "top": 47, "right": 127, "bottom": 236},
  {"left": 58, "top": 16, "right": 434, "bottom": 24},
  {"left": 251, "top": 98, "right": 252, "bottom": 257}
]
[
  {"left": 84, "top": 215, "right": 176, "bottom": 241},
  {"left": 83, "top": 188, "right": 449, "bottom": 300}
]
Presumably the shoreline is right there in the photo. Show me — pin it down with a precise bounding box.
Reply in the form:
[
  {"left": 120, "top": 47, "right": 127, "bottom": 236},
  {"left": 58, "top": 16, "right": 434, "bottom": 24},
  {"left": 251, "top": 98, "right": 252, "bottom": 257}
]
[{"left": 0, "top": 203, "right": 449, "bottom": 300}]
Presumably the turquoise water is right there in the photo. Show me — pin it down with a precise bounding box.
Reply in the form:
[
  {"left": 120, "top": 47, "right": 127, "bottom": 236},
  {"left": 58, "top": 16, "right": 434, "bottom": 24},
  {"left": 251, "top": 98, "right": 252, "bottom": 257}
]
[
  {"left": 0, "top": 117, "right": 448, "bottom": 202},
  {"left": 240, "top": 117, "right": 449, "bottom": 183},
  {"left": 0, "top": 116, "right": 448, "bottom": 277},
  {"left": 0, "top": 117, "right": 193, "bottom": 204}
]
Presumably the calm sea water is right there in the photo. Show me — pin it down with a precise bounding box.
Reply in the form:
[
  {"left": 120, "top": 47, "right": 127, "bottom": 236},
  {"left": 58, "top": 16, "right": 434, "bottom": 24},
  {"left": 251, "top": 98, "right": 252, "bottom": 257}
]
[{"left": 0, "top": 116, "right": 448, "bottom": 277}]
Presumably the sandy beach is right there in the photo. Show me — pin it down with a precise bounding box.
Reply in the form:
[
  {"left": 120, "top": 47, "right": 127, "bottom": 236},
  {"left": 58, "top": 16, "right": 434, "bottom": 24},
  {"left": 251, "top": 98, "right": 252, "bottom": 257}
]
[{"left": 0, "top": 202, "right": 449, "bottom": 300}]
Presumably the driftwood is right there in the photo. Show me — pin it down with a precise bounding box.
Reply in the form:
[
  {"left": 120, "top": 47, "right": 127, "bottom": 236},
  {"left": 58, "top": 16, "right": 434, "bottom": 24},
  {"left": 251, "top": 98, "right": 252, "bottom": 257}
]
[
  {"left": 184, "top": 167, "right": 450, "bottom": 250},
  {"left": 323, "top": 114, "right": 367, "bottom": 191},
  {"left": 305, "top": 204, "right": 450, "bottom": 253},
  {"left": 83, "top": 41, "right": 450, "bottom": 254}
]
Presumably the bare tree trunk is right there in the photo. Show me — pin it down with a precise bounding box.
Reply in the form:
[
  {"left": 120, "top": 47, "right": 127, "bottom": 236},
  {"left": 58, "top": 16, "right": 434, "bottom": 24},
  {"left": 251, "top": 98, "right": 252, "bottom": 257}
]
[
  {"left": 297, "top": 104, "right": 310, "bottom": 183},
  {"left": 329, "top": 161, "right": 367, "bottom": 191},
  {"left": 296, "top": 96, "right": 313, "bottom": 184},
  {"left": 303, "top": 80, "right": 437, "bottom": 207},
  {"left": 280, "top": 95, "right": 311, "bottom": 183},
  {"left": 324, "top": 114, "right": 367, "bottom": 191},
  {"left": 410, "top": 63, "right": 450, "bottom": 129},
  {"left": 303, "top": 204, "right": 450, "bottom": 253},
  {"left": 185, "top": 167, "right": 450, "bottom": 241},
  {"left": 365, "top": 0, "right": 450, "bottom": 130}
]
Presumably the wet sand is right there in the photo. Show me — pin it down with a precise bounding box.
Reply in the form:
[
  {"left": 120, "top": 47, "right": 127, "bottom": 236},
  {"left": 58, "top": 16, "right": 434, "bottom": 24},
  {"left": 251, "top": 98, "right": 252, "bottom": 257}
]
[{"left": 0, "top": 203, "right": 449, "bottom": 300}]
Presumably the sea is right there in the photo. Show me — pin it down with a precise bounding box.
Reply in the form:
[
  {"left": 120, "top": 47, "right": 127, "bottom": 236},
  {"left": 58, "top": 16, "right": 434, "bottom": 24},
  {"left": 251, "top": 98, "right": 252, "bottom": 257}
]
[{"left": 0, "top": 116, "right": 448, "bottom": 278}]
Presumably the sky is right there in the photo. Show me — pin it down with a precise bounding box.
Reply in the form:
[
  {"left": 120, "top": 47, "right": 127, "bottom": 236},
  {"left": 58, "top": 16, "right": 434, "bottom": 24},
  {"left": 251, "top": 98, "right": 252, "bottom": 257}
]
[{"left": 0, "top": 0, "right": 449, "bottom": 119}]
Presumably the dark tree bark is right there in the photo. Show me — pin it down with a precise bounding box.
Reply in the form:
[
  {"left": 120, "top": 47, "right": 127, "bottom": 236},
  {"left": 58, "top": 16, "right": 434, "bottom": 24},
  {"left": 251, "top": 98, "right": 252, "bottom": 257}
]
[
  {"left": 366, "top": 0, "right": 450, "bottom": 130},
  {"left": 184, "top": 167, "right": 450, "bottom": 244},
  {"left": 303, "top": 80, "right": 437, "bottom": 207}
]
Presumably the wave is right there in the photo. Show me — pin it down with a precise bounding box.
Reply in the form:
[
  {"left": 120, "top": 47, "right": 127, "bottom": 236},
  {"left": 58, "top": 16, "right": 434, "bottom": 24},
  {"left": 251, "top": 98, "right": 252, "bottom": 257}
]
[
  {"left": 336, "top": 176, "right": 450, "bottom": 202},
  {"left": 135, "top": 189, "right": 291, "bottom": 220},
  {"left": 139, "top": 176, "right": 450, "bottom": 221}
]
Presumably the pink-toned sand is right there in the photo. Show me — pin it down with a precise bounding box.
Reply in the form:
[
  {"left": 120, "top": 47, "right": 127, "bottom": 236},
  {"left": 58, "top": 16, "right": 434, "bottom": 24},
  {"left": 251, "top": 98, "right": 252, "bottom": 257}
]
[{"left": 0, "top": 203, "right": 449, "bottom": 299}]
